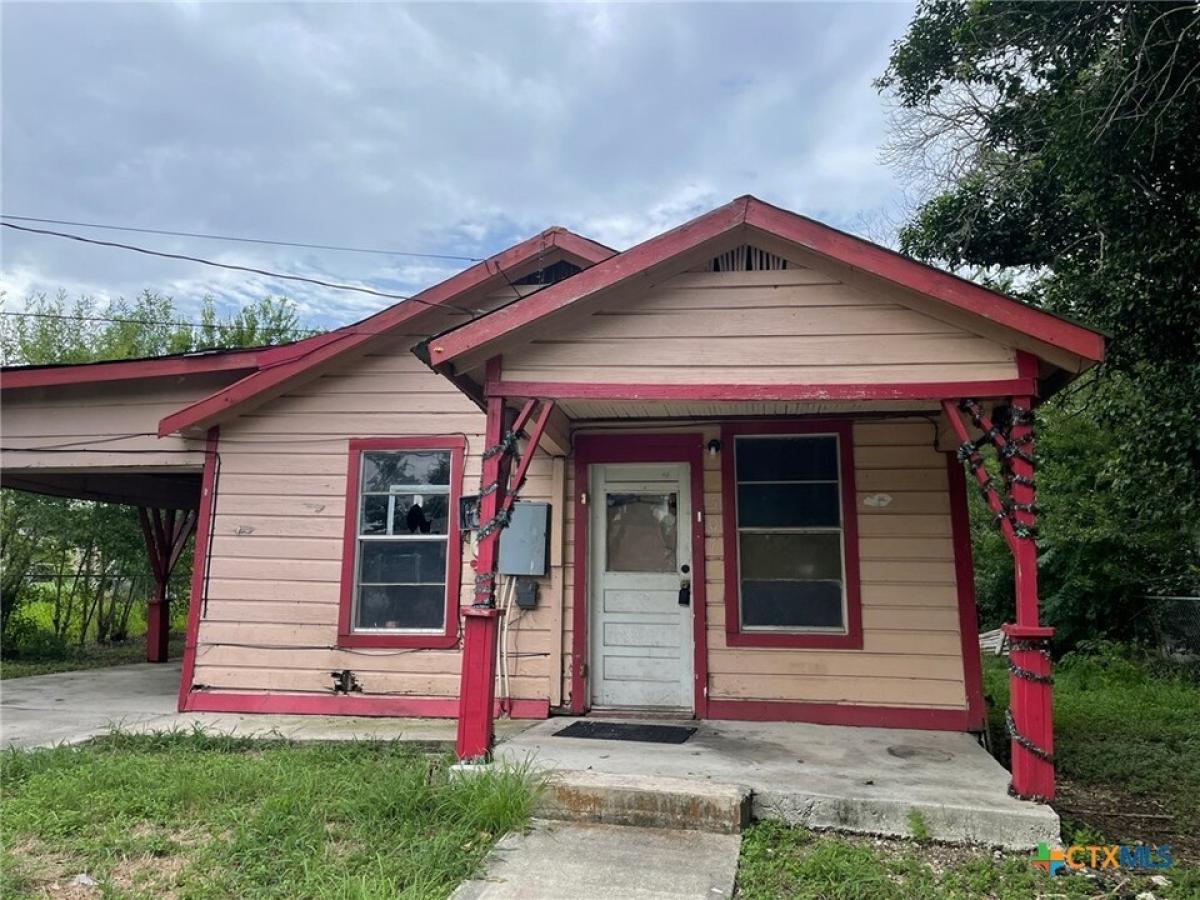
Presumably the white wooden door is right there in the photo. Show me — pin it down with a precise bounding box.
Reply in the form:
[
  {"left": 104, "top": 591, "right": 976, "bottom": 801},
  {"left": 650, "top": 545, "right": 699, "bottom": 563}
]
[{"left": 589, "top": 463, "right": 693, "bottom": 711}]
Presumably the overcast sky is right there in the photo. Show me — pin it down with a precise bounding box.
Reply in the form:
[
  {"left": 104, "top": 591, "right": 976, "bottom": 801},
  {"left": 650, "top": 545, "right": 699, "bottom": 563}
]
[{"left": 1, "top": 2, "right": 915, "bottom": 329}]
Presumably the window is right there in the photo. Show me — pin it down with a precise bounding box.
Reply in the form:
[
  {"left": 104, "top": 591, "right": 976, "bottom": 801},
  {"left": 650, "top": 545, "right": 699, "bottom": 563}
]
[
  {"left": 721, "top": 421, "right": 862, "bottom": 649},
  {"left": 338, "top": 437, "right": 465, "bottom": 648}
]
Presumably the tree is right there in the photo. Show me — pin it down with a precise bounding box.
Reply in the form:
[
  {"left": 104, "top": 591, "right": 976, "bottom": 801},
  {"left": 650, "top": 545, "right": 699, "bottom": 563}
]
[
  {"left": 878, "top": 1, "right": 1200, "bottom": 646},
  {"left": 1, "top": 291, "right": 313, "bottom": 650}
]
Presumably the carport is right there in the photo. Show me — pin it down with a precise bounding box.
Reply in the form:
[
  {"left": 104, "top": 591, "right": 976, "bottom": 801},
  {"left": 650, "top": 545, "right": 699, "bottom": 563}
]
[{"left": 1, "top": 349, "right": 254, "bottom": 667}]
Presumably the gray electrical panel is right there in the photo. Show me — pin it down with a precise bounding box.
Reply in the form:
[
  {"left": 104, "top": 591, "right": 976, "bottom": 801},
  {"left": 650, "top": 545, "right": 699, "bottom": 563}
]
[{"left": 498, "top": 502, "right": 550, "bottom": 576}]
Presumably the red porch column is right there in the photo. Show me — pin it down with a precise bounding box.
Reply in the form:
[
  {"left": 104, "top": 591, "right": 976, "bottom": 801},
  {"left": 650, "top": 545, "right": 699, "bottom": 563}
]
[
  {"left": 456, "top": 362, "right": 512, "bottom": 760},
  {"left": 1003, "top": 396, "right": 1055, "bottom": 801},
  {"left": 137, "top": 507, "right": 198, "bottom": 663}
]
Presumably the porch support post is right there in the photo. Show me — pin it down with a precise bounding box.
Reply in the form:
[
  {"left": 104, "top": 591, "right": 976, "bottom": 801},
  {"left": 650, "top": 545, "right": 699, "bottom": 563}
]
[
  {"left": 456, "top": 357, "right": 515, "bottom": 761},
  {"left": 137, "top": 506, "right": 198, "bottom": 663},
  {"left": 1003, "top": 395, "right": 1055, "bottom": 802},
  {"left": 941, "top": 396, "right": 1054, "bottom": 802}
]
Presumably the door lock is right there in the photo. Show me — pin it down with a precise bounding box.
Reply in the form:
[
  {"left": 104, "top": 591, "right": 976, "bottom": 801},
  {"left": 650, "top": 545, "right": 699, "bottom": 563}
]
[{"left": 678, "top": 580, "right": 691, "bottom": 607}]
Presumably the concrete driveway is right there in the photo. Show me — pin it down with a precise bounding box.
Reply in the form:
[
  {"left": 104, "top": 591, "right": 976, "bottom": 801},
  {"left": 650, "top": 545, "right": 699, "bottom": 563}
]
[{"left": 1, "top": 661, "right": 182, "bottom": 749}]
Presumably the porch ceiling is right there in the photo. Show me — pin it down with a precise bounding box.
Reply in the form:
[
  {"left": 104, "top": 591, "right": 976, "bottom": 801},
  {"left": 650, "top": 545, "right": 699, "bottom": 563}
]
[{"left": 0, "top": 469, "right": 203, "bottom": 509}]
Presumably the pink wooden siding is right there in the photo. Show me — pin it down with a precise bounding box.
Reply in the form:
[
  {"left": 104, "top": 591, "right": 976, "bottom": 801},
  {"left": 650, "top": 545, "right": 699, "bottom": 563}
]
[
  {"left": 192, "top": 338, "right": 560, "bottom": 705},
  {"left": 499, "top": 267, "right": 1019, "bottom": 386},
  {"left": 560, "top": 419, "right": 968, "bottom": 713},
  {"left": 0, "top": 374, "right": 237, "bottom": 470}
]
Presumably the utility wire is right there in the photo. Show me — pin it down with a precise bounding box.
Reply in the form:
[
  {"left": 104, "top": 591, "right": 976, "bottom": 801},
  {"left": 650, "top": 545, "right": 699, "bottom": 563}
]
[
  {"left": 1, "top": 221, "right": 441, "bottom": 305},
  {"left": 0, "top": 214, "right": 483, "bottom": 262}
]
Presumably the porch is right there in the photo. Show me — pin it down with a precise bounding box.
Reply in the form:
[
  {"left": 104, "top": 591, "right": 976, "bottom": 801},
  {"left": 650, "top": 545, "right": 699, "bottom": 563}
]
[{"left": 493, "top": 716, "right": 1060, "bottom": 849}]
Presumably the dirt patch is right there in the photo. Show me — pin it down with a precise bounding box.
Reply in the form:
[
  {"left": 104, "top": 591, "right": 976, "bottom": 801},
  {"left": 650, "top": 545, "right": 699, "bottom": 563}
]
[
  {"left": 1056, "top": 777, "right": 1197, "bottom": 866},
  {"left": 6, "top": 837, "right": 101, "bottom": 898}
]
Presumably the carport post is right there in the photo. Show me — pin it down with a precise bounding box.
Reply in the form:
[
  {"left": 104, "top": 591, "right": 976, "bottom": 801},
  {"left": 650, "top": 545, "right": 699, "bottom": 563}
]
[{"left": 137, "top": 507, "right": 197, "bottom": 663}]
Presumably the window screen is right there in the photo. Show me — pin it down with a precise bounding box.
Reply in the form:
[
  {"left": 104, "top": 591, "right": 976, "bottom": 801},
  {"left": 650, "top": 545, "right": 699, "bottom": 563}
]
[
  {"left": 734, "top": 435, "right": 846, "bottom": 631},
  {"left": 353, "top": 450, "right": 451, "bottom": 632}
]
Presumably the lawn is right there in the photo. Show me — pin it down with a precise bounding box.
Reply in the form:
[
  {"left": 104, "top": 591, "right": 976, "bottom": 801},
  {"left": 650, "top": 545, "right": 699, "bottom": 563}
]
[
  {"left": 737, "top": 648, "right": 1200, "bottom": 897},
  {"left": 0, "top": 634, "right": 186, "bottom": 679},
  {"left": 0, "top": 732, "right": 537, "bottom": 899}
]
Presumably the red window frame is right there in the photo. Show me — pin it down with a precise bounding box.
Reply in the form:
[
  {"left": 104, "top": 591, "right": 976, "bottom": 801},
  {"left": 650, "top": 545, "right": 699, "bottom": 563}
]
[
  {"left": 337, "top": 436, "right": 466, "bottom": 649},
  {"left": 720, "top": 420, "right": 863, "bottom": 649}
]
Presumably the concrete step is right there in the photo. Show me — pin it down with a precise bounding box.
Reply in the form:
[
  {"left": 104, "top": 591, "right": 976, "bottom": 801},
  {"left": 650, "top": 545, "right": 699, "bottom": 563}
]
[{"left": 536, "top": 770, "right": 752, "bottom": 834}]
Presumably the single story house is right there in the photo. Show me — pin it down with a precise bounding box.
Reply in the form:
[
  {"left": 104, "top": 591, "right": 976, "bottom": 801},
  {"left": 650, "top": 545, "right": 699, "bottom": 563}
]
[{"left": 1, "top": 196, "right": 1105, "bottom": 802}]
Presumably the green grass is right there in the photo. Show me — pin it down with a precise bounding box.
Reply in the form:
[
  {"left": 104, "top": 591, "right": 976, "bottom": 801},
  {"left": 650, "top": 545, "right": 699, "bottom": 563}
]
[
  {"left": 0, "top": 635, "right": 186, "bottom": 679},
  {"left": 739, "top": 649, "right": 1200, "bottom": 895},
  {"left": 982, "top": 649, "right": 1200, "bottom": 841},
  {"left": 0, "top": 731, "right": 539, "bottom": 898},
  {"left": 736, "top": 822, "right": 1197, "bottom": 899}
]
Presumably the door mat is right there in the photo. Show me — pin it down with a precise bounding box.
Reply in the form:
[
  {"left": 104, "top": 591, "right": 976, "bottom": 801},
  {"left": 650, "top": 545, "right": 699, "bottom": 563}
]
[{"left": 552, "top": 721, "right": 697, "bottom": 744}]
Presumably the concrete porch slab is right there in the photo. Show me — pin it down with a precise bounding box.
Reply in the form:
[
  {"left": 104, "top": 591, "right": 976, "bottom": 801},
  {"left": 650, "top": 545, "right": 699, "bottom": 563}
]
[{"left": 494, "top": 717, "right": 1060, "bottom": 850}]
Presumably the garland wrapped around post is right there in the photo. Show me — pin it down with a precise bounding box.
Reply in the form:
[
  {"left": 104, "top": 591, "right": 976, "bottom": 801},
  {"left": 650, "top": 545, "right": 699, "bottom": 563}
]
[{"left": 942, "top": 396, "right": 1056, "bottom": 802}]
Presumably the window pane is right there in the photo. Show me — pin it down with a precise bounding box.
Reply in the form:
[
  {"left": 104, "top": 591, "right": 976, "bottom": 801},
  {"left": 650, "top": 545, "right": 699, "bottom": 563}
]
[
  {"left": 359, "top": 540, "right": 447, "bottom": 584},
  {"left": 605, "top": 492, "right": 677, "bottom": 573},
  {"left": 736, "top": 436, "right": 838, "bottom": 482},
  {"left": 362, "top": 451, "right": 450, "bottom": 492},
  {"left": 356, "top": 584, "right": 445, "bottom": 630},
  {"left": 739, "top": 532, "right": 843, "bottom": 581},
  {"left": 737, "top": 483, "right": 840, "bottom": 528},
  {"left": 361, "top": 494, "right": 449, "bottom": 536},
  {"left": 741, "top": 580, "right": 844, "bottom": 629}
]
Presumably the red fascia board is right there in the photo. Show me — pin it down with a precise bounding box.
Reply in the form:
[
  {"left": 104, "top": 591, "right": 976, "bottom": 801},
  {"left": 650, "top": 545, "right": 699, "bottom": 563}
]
[
  {"left": 487, "top": 378, "right": 1038, "bottom": 402},
  {"left": 156, "top": 228, "right": 612, "bottom": 436},
  {"left": 2, "top": 347, "right": 263, "bottom": 390},
  {"left": 428, "top": 198, "right": 750, "bottom": 365},
  {"left": 744, "top": 200, "right": 1106, "bottom": 363}
]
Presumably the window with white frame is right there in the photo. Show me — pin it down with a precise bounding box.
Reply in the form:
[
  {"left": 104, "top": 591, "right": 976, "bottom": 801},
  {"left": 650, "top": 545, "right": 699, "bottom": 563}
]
[
  {"left": 733, "top": 434, "right": 847, "bottom": 631},
  {"left": 352, "top": 449, "right": 452, "bottom": 632}
]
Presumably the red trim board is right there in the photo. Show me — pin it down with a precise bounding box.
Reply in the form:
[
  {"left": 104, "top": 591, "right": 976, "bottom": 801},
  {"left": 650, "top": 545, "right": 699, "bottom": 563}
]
[
  {"left": 720, "top": 420, "right": 863, "bottom": 650},
  {"left": 177, "top": 426, "right": 220, "bottom": 711},
  {"left": 336, "top": 436, "right": 466, "bottom": 650},
  {"left": 570, "top": 433, "right": 709, "bottom": 717},
  {"left": 428, "top": 195, "right": 1104, "bottom": 367},
  {"left": 946, "top": 453, "right": 987, "bottom": 731},
  {"left": 187, "top": 691, "right": 549, "bottom": 719},
  {"left": 158, "top": 228, "right": 613, "bottom": 436},
  {"left": 488, "top": 378, "right": 1039, "bottom": 403},
  {"left": 706, "top": 699, "right": 971, "bottom": 731},
  {"left": 3, "top": 347, "right": 263, "bottom": 390}
]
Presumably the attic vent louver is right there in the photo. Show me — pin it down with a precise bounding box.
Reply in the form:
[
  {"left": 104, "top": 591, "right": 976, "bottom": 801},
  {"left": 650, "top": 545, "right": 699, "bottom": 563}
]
[{"left": 709, "top": 245, "right": 788, "bottom": 272}]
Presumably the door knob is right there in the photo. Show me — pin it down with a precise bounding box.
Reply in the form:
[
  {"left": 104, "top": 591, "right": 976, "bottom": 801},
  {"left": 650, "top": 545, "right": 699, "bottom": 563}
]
[{"left": 678, "top": 580, "right": 691, "bottom": 607}]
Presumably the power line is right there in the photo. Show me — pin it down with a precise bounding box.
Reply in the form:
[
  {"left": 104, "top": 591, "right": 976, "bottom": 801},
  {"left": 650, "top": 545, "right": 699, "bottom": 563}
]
[
  {"left": 0, "top": 221, "right": 451, "bottom": 305},
  {"left": 0, "top": 214, "right": 483, "bottom": 262}
]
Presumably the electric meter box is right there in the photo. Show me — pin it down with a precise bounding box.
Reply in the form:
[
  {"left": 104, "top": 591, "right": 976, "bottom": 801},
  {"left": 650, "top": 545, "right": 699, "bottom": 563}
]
[{"left": 498, "top": 502, "right": 550, "bottom": 576}]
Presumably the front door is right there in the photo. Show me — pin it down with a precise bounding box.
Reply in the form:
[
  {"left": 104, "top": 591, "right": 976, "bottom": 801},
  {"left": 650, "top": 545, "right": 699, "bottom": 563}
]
[{"left": 589, "top": 463, "right": 693, "bottom": 711}]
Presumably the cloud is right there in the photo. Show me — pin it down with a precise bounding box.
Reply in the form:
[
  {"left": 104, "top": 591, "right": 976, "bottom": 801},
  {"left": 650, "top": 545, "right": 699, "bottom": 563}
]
[{"left": 1, "top": 1, "right": 914, "bottom": 330}]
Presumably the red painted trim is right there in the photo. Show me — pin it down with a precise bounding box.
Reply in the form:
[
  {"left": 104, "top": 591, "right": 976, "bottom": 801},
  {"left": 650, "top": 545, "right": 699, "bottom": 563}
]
[
  {"left": 1015, "top": 349, "right": 1040, "bottom": 383},
  {"left": 570, "top": 433, "right": 709, "bottom": 717},
  {"left": 336, "top": 435, "right": 466, "bottom": 650},
  {"left": 720, "top": 420, "right": 863, "bottom": 650},
  {"left": 158, "top": 230, "right": 613, "bottom": 436},
  {"left": 2, "top": 348, "right": 263, "bottom": 391},
  {"left": 429, "top": 195, "right": 1104, "bottom": 367},
  {"left": 487, "top": 379, "right": 1038, "bottom": 403},
  {"left": 187, "top": 691, "right": 548, "bottom": 720},
  {"left": 744, "top": 199, "right": 1106, "bottom": 363},
  {"left": 706, "top": 698, "right": 971, "bottom": 731},
  {"left": 177, "top": 427, "right": 220, "bottom": 711},
  {"left": 946, "top": 453, "right": 986, "bottom": 731}
]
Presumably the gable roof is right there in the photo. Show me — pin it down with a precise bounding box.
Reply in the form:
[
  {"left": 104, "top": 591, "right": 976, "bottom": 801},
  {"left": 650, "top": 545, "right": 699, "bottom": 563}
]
[
  {"left": 423, "top": 196, "right": 1106, "bottom": 371},
  {"left": 155, "top": 226, "right": 614, "bottom": 436}
]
